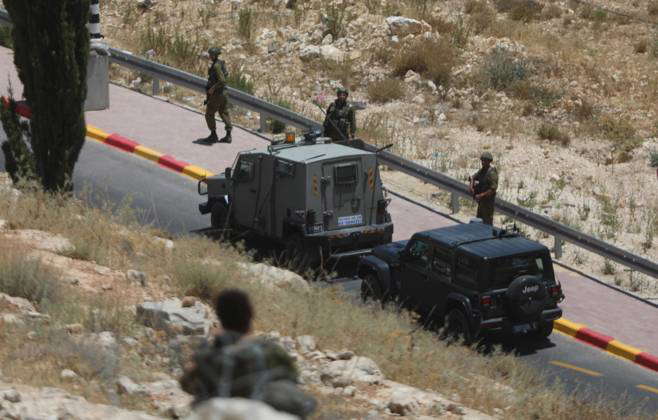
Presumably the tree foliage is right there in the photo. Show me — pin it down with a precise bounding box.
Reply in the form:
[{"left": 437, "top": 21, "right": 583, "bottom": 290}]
[{"left": 2, "top": 0, "right": 90, "bottom": 192}]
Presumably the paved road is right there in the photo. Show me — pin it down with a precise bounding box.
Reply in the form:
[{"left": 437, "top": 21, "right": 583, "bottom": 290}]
[{"left": 0, "top": 46, "right": 657, "bottom": 413}]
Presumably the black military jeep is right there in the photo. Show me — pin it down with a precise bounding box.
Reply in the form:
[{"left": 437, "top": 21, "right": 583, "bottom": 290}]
[{"left": 356, "top": 221, "right": 565, "bottom": 342}]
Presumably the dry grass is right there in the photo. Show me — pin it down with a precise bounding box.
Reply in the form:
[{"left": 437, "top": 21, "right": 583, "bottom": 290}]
[
  {"left": 392, "top": 37, "right": 457, "bottom": 88},
  {"left": 537, "top": 123, "right": 571, "bottom": 146},
  {"left": 0, "top": 177, "right": 651, "bottom": 418},
  {"left": 367, "top": 78, "right": 405, "bottom": 103}
]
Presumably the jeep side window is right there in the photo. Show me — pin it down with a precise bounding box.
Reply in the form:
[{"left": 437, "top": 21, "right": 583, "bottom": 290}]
[
  {"left": 407, "top": 239, "right": 431, "bottom": 268},
  {"left": 491, "top": 254, "right": 546, "bottom": 287},
  {"left": 455, "top": 255, "right": 478, "bottom": 288},
  {"left": 431, "top": 248, "right": 451, "bottom": 282}
]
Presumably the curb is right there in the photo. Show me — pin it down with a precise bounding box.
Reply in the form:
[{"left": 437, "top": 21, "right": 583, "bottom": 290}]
[
  {"left": 5, "top": 98, "right": 658, "bottom": 373},
  {"left": 1, "top": 98, "right": 214, "bottom": 181},
  {"left": 554, "top": 318, "right": 658, "bottom": 373}
]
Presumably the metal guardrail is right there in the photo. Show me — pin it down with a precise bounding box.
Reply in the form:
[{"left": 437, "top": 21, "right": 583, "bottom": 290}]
[{"left": 0, "top": 9, "right": 656, "bottom": 279}]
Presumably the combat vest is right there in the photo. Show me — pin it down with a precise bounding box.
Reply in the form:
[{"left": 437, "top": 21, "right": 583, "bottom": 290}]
[
  {"left": 325, "top": 101, "right": 352, "bottom": 137},
  {"left": 473, "top": 166, "right": 497, "bottom": 197},
  {"left": 206, "top": 59, "right": 229, "bottom": 92}
]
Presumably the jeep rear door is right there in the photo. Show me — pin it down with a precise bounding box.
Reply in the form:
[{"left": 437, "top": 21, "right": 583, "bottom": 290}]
[
  {"left": 397, "top": 238, "right": 433, "bottom": 313},
  {"left": 321, "top": 159, "right": 364, "bottom": 231}
]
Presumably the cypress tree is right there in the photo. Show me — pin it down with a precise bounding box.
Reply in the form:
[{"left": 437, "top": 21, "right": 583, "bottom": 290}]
[{"left": 2, "top": 0, "right": 90, "bottom": 192}]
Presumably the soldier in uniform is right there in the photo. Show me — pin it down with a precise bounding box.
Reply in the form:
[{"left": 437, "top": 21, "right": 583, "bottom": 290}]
[
  {"left": 180, "top": 289, "right": 316, "bottom": 418},
  {"left": 468, "top": 151, "right": 498, "bottom": 225},
  {"left": 201, "top": 47, "right": 232, "bottom": 144},
  {"left": 323, "top": 87, "right": 356, "bottom": 144}
]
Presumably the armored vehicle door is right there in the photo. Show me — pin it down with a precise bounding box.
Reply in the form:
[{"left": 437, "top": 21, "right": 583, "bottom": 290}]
[
  {"left": 231, "top": 154, "right": 260, "bottom": 230},
  {"left": 398, "top": 238, "right": 433, "bottom": 313},
  {"left": 321, "top": 159, "right": 364, "bottom": 231}
]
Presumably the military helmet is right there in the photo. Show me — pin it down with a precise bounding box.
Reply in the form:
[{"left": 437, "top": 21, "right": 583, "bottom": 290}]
[
  {"left": 480, "top": 151, "right": 493, "bottom": 161},
  {"left": 336, "top": 87, "right": 349, "bottom": 96},
  {"left": 208, "top": 47, "right": 222, "bottom": 58}
]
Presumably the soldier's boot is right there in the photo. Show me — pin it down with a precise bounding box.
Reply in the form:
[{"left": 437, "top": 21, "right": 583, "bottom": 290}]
[
  {"left": 202, "top": 130, "right": 218, "bottom": 143},
  {"left": 219, "top": 128, "right": 232, "bottom": 144}
]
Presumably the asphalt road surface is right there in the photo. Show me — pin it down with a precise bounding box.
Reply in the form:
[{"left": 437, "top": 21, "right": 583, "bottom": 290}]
[{"left": 0, "top": 130, "right": 656, "bottom": 415}]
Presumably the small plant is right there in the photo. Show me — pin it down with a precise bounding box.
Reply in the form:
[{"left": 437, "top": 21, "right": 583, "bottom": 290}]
[
  {"left": 648, "top": 0, "right": 658, "bottom": 16},
  {"left": 269, "top": 99, "right": 293, "bottom": 134},
  {"left": 537, "top": 123, "right": 570, "bottom": 146},
  {"left": 509, "top": 0, "right": 543, "bottom": 22},
  {"left": 237, "top": 8, "right": 254, "bottom": 41},
  {"left": 0, "top": 251, "right": 62, "bottom": 310},
  {"left": 392, "top": 37, "right": 457, "bottom": 88},
  {"left": 602, "top": 259, "right": 616, "bottom": 275},
  {"left": 649, "top": 149, "right": 658, "bottom": 168},
  {"left": 573, "top": 99, "right": 594, "bottom": 121},
  {"left": 480, "top": 47, "right": 528, "bottom": 91},
  {"left": 0, "top": 25, "right": 12, "bottom": 48},
  {"left": 571, "top": 249, "right": 587, "bottom": 265},
  {"left": 226, "top": 63, "right": 255, "bottom": 94},
  {"left": 541, "top": 4, "right": 562, "bottom": 20},
  {"left": 578, "top": 203, "right": 591, "bottom": 221},
  {"left": 517, "top": 190, "right": 538, "bottom": 208},
  {"left": 321, "top": 4, "right": 353, "bottom": 39},
  {"left": 634, "top": 38, "right": 648, "bottom": 54},
  {"left": 367, "top": 78, "right": 405, "bottom": 103}
]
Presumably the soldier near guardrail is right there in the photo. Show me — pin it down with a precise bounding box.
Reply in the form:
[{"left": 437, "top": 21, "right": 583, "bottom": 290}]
[
  {"left": 180, "top": 289, "right": 317, "bottom": 418},
  {"left": 468, "top": 151, "right": 498, "bottom": 225},
  {"left": 323, "top": 87, "right": 356, "bottom": 144},
  {"left": 201, "top": 47, "right": 232, "bottom": 144}
]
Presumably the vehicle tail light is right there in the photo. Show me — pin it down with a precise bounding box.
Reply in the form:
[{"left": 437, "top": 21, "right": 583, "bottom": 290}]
[
  {"left": 480, "top": 295, "right": 493, "bottom": 308},
  {"left": 549, "top": 284, "right": 563, "bottom": 300}
]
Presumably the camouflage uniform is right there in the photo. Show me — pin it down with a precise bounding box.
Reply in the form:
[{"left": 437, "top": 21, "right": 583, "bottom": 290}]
[
  {"left": 471, "top": 163, "right": 498, "bottom": 225},
  {"left": 180, "top": 332, "right": 316, "bottom": 418},
  {"left": 323, "top": 97, "right": 356, "bottom": 143},
  {"left": 205, "top": 50, "right": 232, "bottom": 143}
]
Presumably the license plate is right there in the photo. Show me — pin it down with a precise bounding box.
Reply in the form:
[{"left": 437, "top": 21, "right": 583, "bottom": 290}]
[
  {"left": 309, "top": 223, "right": 324, "bottom": 233},
  {"left": 512, "top": 323, "right": 530, "bottom": 334},
  {"left": 337, "top": 214, "right": 363, "bottom": 226}
]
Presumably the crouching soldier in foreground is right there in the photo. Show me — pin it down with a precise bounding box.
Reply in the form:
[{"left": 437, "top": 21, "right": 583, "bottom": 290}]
[{"left": 180, "top": 289, "right": 317, "bottom": 418}]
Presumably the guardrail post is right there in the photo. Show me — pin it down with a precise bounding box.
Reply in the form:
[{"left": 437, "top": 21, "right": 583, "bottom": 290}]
[
  {"left": 259, "top": 112, "right": 268, "bottom": 133},
  {"left": 554, "top": 235, "right": 564, "bottom": 259},
  {"left": 152, "top": 78, "right": 160, "bottom": 96},
  {"left": 450, "top": 192, "right": 460, "bottom": 214}
]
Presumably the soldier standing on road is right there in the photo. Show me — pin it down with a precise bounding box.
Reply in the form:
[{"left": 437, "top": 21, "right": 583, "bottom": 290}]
[
  {"left": 201, "top": 47, "right": 232, "bottom": 144},
  {"left": 179, "top": 289, "right": 316, "bottom": 418},
  {"left": 468, "top": 151, "right": 498, "bottom": 226},
  {"left": 323, "top": 87, "right": 356, "bottom": 144}
]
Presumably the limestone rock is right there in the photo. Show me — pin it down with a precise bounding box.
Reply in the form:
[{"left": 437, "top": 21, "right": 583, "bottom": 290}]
[
  {"left": 319, "top": 45, "right": 345, "bottom": 62},
  {"left": 136, "top": 298, "right": 211, "bottom": 336},
  {"left": 386, "top": 16, "right": 431, "bottom": 37},
  {"left": 1, "top": 388, "right": 21, "bottom": 403},
  {"left": 299, "top": 45, "right": 320, "bottom": 61},
  {"left": 296, "top": 335, "right": 317, "bottom": 353},
  {"left": 237, "top": 262, "right": 309, "bottom": 291},
  {"left": 60, "top": 369, "right": 79, "bottom": 381},
  {"left": 321, "top": 356, "right": 384, "bottom": 386},
  {"left": 3, "top": 229, "right": 74, "bottom": 253},
  {"left": 185, "top": 397, "right": 298, "bottom": 420}
]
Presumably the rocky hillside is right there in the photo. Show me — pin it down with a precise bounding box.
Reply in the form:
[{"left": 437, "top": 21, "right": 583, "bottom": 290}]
[
  {"left": 0, "top": 172, "right": 645, "bottom": 419},
  {"left": 92, "top": 0, "right": 658, "bottom": 299}
]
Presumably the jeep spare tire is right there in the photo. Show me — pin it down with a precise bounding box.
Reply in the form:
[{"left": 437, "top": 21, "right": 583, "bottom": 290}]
[{"left": 506, "top": 275, "right": 547, "bottom": 321}]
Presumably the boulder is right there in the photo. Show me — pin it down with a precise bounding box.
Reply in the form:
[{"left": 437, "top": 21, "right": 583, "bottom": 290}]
[
  {"left": 320, "top": 356, "right": 384, "bottom": 386},
  {"left": 136, "top": 298, "right": 211, "bottom": 336},
  {"left": 296, "top": 335, "right": 317, "bottom": 353},
  {"left": 299, "top": 45, "right": 321, "bottom": 62},
  {"left": 237, "top": 263, "right": 309, "bottom": 291},
  {"left": 319, "top": 45, "right": 345, "bottom": 62},
  {"left": 385, "top": 16, "right": 431, "bottom": 37},
  {"left": 185, "top": 397, "right": 298, "bottom": 420},
  {"left": 3, "top": 229, "right": 74, "bottom": 253}
]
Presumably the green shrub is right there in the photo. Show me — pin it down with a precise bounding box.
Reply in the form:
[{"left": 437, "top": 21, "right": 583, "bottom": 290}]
[
  {"left": 367, "top": 78, "right": 405, "bottom": 103},
  {"left": 573, "top": 99, "right": 594, "bottom": 121},
  {"left": 480, "top": 47, "right": 528, "bottom": 91},
  {"left": 322, "top": 4, "right": 353, "bottom": 39},
  {"left": 467, "top": 2, "right": 496, "bottom": 34},
  {"left": 509, "top": 0, "right": 543, "bottom": 22},
  {"left": 510, "top": 80, "right": 562, "bottom": 108},
  {"left": 648, "top": 149, "right": 658, "bottom": 168},
  {"left": 537, "top": 123, "right": 570, "bottom": 146}
]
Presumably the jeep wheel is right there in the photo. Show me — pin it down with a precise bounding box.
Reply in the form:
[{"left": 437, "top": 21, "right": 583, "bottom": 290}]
[
  {"left": 442, "top": 308, "right": 472, "bottom": 345},
  {"left": 360, "top": 273, "right": 383, "bottom": 303},
  {"left": 211, "top": 201, "right": 229, "bottom": 230},
  {"left": 531, "top": 321, "right": 554, "bottom": 339},
  {"left": 506, "top": 275, "right": 548, "bottom": 322}
]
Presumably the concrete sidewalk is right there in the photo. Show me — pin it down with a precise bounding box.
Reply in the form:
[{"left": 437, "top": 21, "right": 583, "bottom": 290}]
[{"left": 1, "top": 46, "right": 657, "bottom": 359}]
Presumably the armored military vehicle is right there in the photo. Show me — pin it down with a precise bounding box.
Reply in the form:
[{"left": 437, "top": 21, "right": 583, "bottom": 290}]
[{"left": 198, "top": 132, "right": 394, "bottom": 267}]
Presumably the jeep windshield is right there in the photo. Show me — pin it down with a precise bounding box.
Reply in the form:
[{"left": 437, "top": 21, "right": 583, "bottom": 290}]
[{"left": 489, "top": 253, "right": 554, "bottom": 288}]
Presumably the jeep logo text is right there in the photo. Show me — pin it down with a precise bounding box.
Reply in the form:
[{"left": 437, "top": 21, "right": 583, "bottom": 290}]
[{"left": 523, "top": 285, "right": 539, "bottom": 294}]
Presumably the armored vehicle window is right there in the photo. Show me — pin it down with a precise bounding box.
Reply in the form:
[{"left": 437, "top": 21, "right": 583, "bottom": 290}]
[
  {"left": 334, "top": 163, "right": 358, "bottom": 185},
  {"left": 275, "top": 160, "right": 295, "bottom": 177},
  {"left": 235, "top": 158, "right": 254, "bottom": 182},
  {"left": 407, "top": 239, "right": 431, "bottom": 268},
  {"left": 490, "top": 254, "right": 549, "bottom": 287}
]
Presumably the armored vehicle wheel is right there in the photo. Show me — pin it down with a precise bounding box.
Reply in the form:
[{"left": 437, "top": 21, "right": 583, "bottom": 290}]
[
  {"left": 505, "top": 275, "right": 548, "bottom": 322},
  {"left": 441, "top": 308, "right": 472, "bottom": 345},
  {"left": 211, "top": 201, "right": 230, "bottom": 229},
  {"left": 360, "top": 273, "right": 383, "bottom": 303}
]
